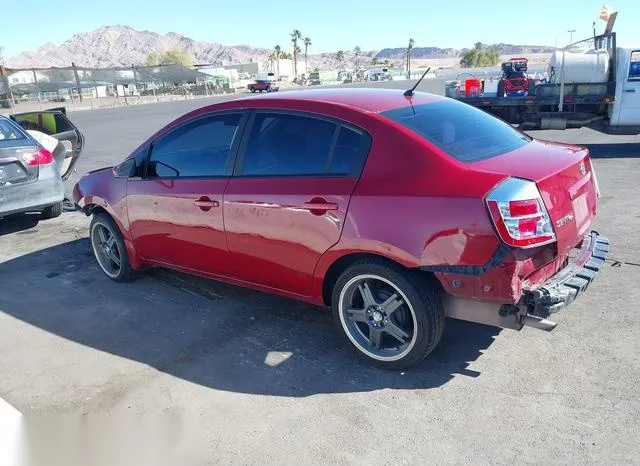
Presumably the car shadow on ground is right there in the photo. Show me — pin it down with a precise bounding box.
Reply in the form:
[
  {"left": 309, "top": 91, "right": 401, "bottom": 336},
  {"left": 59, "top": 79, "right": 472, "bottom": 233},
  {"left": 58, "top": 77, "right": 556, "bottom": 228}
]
[
  {"left": 0, "top": 213, "right": 42, "bottom": 237},
  {"left": 0, "top": 239, "right": 501, "bottom": 397}
]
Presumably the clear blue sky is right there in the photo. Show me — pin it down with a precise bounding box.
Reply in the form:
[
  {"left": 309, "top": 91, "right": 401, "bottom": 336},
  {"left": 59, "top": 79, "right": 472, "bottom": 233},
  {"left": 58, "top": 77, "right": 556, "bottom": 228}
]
[{"left": 1, "top": 0, "right": 638, "bottom": 59}]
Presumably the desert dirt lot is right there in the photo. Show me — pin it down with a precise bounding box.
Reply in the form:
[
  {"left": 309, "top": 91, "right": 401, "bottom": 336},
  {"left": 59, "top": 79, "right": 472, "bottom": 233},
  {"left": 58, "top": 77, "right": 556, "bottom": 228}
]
[{"left": 1, "top": 80, "right": 640, "bottom": 464}]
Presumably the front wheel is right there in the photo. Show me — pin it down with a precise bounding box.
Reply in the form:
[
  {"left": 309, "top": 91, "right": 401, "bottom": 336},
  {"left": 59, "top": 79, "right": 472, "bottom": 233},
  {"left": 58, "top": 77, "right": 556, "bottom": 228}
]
[
  {"left": 90, "top": 213, "right": 133, "bottom": 282},
  {"left": 332, "top": 260, "right": 445, "bottom": 370}
]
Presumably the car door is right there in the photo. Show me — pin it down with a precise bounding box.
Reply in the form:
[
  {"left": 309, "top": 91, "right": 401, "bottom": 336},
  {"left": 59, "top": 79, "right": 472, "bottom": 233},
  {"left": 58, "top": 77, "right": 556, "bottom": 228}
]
[
  {"left": 126, "top": 111, "right": 247, "bottom": 275},
  {"left": 615, "top": 50, "right": 640, "bottom": 126},
  {"left": 223, "top": 110, "right": 371, "bottom": 296},
  {"left": 10, "top": 109, "right": 85, "bottom": 180}
]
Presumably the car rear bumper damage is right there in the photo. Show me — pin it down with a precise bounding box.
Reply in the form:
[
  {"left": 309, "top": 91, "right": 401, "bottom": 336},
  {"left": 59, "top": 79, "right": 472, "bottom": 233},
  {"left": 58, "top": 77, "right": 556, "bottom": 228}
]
[
  {"left": 519, "top": 230, "right": 610, "bottom": 330},
  {"left": 441, "top": 231, "right": 609, "bottom": 331}
]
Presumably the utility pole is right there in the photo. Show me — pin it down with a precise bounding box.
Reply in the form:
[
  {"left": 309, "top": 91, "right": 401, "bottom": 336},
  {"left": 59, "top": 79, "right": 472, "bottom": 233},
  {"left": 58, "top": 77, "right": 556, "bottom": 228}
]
[
  {"left": 568, "top": 29, "right": 576, "bottom": 44},
  {"left": 32, "top": 68, "right": 42, "bottom": 103},
  {"left": 71, "top": 62, "right": 83, "bottom": 102},
  {"left": 0, "top": 46, "right": 15, "bottom": 111}
]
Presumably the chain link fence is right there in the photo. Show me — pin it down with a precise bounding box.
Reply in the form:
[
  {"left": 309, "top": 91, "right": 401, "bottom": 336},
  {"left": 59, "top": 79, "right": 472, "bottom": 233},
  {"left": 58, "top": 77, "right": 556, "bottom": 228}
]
[{"left": 1, "top": 63, "right": 242, "bottom": 112}]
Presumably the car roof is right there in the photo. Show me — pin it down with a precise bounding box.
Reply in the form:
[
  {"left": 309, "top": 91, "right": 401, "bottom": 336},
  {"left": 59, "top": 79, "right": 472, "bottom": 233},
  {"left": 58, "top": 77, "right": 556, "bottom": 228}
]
[{"left": 230, "top": 87, "right": 446, "bottom": 113}]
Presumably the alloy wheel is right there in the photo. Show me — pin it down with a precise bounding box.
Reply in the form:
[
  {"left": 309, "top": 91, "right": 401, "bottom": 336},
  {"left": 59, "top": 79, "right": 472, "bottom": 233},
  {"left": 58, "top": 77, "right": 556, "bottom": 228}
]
[
  {"left": 91, "top": 222, "right": 122, "bottom": 279},
  {"left": 338, "top": 274, "right": 418, "bottom": 362}
]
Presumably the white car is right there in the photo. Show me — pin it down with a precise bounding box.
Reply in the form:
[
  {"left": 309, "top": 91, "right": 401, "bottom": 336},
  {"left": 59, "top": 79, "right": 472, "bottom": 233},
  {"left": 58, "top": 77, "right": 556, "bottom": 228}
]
[{"left": 0, "top": 109, "right": 84, "bottom": 219}]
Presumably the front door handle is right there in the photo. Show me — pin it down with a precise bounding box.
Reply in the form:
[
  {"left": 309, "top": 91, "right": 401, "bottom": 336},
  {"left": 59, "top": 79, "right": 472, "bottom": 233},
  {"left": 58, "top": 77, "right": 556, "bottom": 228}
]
[
  {"left": 624, "top": 89, "right": 636, "bottom": 93},
  {"left": 194, "top": 196, "right": 219, "bottom": 211}
]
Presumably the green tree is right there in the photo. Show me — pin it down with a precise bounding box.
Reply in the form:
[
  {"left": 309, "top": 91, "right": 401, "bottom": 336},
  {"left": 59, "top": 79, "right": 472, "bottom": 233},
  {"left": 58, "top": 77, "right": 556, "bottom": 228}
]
[
  {"left": 371, "top": 56, "right": 380, "bottom": 65},
  {"left": 291, "top": 29, "right": 302, "bottom": 80},
  {"left": 336, "top": 50, "right": 345, "bottom": 68},
  {"left": 145, "top": 52, "right": 160, "bottom": 66},
  {"left": 353, "top": 46, "right": 361, "bottom": 70},
  {"left": 304, "top": 37, "right": 312, "bottom": 74},
  {"left": 459, "top": 42, "right": 500, "bottom": 68},
  {"left": 274, "top": 45, "right": 282, "bottom": 76},
  {"left": 145, "top": 48, "right": 194, "bottom": 67}
]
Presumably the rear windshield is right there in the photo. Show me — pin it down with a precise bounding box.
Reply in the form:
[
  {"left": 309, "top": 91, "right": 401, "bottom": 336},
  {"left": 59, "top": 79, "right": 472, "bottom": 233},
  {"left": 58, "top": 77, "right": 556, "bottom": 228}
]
[
  {"left": 0, "top": 119, "right": 26, "bottom": 141},
  {"left": 380, "top": 100, "right": 531, "bottom": 162}
]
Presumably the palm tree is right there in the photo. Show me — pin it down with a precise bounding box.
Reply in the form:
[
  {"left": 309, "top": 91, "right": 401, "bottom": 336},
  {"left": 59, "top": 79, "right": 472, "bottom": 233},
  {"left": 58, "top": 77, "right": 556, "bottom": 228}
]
[
  {"left": 294, "top": 45, "right": 302, "bottom": 75},
  {"left": 353, "top": 46, "right": 361, "bottom": 70},
  {"left": 267, "top": 51, "right": 277, "bottom": 73},
  {"left": 336, "top": 50, "right": 345, "bottom": 68},
  {"left": 290, "top": 29, "right": 302, "bottom": 81},
  {"left": 304, "top": 37, "right": 312, "bottom": 75},
  {"left": 407, "top": 38, "right": 415, "bottom": 76},
  {"left": 274, "top": 45, "right": 281, "bottom": 76}
]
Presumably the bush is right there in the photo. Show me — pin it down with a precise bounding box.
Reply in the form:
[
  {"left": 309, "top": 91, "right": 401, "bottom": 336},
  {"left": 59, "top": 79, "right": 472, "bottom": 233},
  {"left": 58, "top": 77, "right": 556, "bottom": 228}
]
[{"left": 460, "top": 42, "right": 500, "bottom": 68}]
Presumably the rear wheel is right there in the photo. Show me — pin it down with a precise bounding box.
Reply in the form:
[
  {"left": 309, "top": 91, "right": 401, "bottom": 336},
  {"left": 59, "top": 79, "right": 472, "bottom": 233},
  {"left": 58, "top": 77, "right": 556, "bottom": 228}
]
[
  {"left": 332, "top": 260, "right": 445, "bottom": 370},
  {"left": 90, "top": 213, "right": 132, "bottom": 282},
  {"left": 41, "top": 202, "right": 63, "bottom": 219}
]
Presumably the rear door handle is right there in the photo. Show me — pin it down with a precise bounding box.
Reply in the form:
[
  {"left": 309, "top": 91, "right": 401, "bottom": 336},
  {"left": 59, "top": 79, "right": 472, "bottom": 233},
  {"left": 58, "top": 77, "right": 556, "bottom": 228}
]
[
  {"left": 624, "top": 89, "right": 636, "bottom": 93},
  {"left": 194, "top": 197, "right": 219, "bottom": 210},
  {"left": 302, "top": 201, "right": 339, "bottom": 211}
]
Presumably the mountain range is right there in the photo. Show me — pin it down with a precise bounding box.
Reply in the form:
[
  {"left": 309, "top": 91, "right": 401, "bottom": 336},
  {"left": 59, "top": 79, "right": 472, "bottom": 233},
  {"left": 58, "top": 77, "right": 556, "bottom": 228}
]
[{"left": 6, "top": 25, "right": 556, "bottom": 69}]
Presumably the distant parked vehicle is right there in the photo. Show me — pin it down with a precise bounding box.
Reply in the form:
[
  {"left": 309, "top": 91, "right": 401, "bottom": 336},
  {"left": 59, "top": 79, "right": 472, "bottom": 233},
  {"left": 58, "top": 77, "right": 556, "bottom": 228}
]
[
  {"left": 248, "top": 80, "right": 279, "bottom": 93},
  {"left": 308, "top": 72, "right": 322, "bottom": 86},
  {"left": 73, "top": 87, "right": 607, "bottom": 370},
  {"left": 1, "top": 109, "right": 84, "bottom": 219}
]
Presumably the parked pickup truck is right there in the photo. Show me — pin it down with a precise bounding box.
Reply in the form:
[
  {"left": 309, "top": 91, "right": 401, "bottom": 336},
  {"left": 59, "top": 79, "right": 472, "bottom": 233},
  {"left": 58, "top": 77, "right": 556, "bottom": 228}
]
[
  {"left": 448, "top": 29, "right": 640, "bottom": 133},
  {"left": 248, "top": 80, "right": 279, "bottom": 93}
]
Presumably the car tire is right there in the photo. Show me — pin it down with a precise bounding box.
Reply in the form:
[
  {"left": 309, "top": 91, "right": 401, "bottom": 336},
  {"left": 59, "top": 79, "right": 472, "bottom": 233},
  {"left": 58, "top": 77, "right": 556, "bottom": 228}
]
[
  {"left": 90, "top": 213, "right": 133, "bottom": 282},
  {"left": 41, "top": 202, "right": 63, "bottom": 219},
  {"left": 332, "top": 259, "right": 445, "bottom": 370},
  {"left": 250, "top": 88, "right": 256, "bottom": 93}
]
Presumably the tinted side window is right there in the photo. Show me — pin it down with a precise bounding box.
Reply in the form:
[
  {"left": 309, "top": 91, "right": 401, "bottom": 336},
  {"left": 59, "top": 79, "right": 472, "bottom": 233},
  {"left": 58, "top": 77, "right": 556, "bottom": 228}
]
[
  {"left": 11, "top": 112, "right": 74, "bottom": 135},
  {"left": 0, "top": 119, "right": 26, "bottom": 141},
  {"left": 147, "top": 113, "right": 241, "bottom": 178},
  {"left": 329, "top": 126, "right": 370, "bottom": 176},
  {"left": 115, "top": 158, "right": 135, "bottom": 177},
  {"left": 240, "top": 113, "right": 337, "bottom": 176}
]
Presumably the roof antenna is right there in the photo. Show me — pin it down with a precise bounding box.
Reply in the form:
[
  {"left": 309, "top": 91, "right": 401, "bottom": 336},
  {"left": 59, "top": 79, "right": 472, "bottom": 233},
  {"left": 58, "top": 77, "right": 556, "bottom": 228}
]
[{"left": 403, "top": 67, "right": 431, "bottom": 97}]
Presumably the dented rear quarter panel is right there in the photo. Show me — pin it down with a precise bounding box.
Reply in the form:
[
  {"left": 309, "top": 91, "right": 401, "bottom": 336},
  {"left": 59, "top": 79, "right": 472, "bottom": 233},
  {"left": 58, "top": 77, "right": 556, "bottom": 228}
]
[{"left": 311, "top": 113, "right": 509, "bottom": 303}]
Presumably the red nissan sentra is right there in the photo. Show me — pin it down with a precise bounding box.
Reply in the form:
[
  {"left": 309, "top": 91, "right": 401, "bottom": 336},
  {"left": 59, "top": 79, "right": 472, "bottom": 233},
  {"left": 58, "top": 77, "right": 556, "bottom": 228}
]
[{"left": 73, "top": 87, "right": 608, "bottom": 369}]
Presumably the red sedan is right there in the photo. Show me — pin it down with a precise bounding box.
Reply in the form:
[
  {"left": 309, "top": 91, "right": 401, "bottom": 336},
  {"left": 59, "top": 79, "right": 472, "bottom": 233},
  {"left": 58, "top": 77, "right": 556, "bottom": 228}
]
[{"left": 73, "top": 88, "right": 608, "bottom": 369}]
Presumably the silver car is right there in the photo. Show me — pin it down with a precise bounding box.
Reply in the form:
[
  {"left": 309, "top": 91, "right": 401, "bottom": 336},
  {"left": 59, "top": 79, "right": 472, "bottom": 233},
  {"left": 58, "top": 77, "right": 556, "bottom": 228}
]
[{"left": 0, "top": 109, "right": 83, "bottom": 219}]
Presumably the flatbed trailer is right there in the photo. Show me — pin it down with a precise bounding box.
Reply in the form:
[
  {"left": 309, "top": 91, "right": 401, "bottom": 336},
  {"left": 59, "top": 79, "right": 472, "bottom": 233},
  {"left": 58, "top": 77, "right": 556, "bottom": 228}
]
[
  {"left": 457, "top": 81, "right": 616, "bottom": 130},
  {"left": 451, "top": 31, "right": 640, "bottom": 132}
]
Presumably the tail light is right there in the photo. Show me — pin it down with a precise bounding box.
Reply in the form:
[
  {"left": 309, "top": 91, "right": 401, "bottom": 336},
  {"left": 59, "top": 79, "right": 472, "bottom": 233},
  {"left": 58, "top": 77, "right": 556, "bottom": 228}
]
[
  {"left": 585, "top": 157, "right": 601, "bottom": 198},
  {"left": 21, "top": 148, "right": 54, "bottom": 167},
  {"left": 486, "top": 177, "right": 556, "bottom": 248}
]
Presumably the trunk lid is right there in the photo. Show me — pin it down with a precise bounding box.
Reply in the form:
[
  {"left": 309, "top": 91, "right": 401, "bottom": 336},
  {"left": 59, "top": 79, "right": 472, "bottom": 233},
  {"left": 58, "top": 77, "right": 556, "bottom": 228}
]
[
  {"left": 0, "top": 144, "right": 38, "bottom": 187},
  {"left": 471, "top": 139, "right": 598, "bottom": 255}
]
